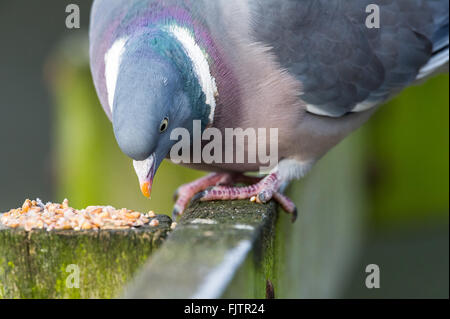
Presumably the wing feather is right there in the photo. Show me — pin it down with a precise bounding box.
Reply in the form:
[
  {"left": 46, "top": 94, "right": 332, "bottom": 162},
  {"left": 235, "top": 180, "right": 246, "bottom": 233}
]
[{"left": 251, "top": 0, "right": 449, "bottom": 117}]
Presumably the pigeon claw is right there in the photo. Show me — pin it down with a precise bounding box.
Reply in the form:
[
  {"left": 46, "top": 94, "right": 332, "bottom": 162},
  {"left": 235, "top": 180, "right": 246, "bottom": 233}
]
[
  {"left": 291, "top": 207, "right": 298, "bottom": 223},
  {"left": 172, "top": 206, "right": 181, "bottom": 221},
  {"left": 272, "top": 192, "right": 298, "bottom": 223},
  {"left": 173, "top": 188, "right": 180, "bottom": 202},
  {"left": 190, "top": 190, "right": 208, "bottom": 203}
]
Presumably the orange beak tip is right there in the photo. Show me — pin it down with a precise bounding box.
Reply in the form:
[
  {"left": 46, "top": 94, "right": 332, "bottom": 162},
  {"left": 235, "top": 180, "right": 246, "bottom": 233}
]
[{"left": 141, "top": 182, "right": 151, "bottom": 198}]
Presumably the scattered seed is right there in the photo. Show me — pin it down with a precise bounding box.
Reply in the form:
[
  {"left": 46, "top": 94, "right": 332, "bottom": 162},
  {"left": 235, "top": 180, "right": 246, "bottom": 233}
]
[
  {"left": 81, "top": 222, "right": 92, "bottom": 230},
  {"left": 91, "top": 208, "right": 103, "bottom": 215},
  {"left": 149, "top": 219, "right": 159, "bottom": 227},
  {"left": 130, "top": 212, "right": 141, "bottom": 219},
  {"left": 1, "top": 199, "right": 162, "bottom": 232},
  {"left": 99, "top": 211, "right": 109, "bottom": 219}
]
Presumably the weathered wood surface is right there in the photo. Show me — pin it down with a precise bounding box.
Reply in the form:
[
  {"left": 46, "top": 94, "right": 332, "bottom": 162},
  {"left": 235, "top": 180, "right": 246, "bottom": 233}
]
[
  {"left": 0, "top": 215, "right": 171, "bottom": 298},
  {"left": 123, "top": 200, "right": 279, "bottom": 299}
]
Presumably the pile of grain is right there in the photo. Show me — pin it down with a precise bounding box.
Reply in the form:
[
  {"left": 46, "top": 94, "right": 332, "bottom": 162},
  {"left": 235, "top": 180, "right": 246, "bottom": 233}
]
[{"left": 0, "top": 199, "right": 159, "bottom": 232}]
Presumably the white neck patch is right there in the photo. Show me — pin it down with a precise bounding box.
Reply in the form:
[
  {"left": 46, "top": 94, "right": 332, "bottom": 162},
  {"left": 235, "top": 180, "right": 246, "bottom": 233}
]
[
  {"left": 104, "top": 37, "right": 128, "bottom": 114},
  {"left": 166, "top": 25, "right": 218, "bottom": 124}
]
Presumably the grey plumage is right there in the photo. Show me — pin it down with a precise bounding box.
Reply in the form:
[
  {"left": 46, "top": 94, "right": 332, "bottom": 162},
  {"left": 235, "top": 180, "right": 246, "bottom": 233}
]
[{"left": 251, "top": 0, "right": 449, "bottom": 116}]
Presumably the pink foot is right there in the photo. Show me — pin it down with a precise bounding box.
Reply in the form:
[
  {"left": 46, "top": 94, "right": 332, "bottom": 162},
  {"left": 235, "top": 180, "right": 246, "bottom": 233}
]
[
  {"left": 172, "top": 173, "right": 232, "bottom": 218},
  {"left": 182, "top": 172, "right": 298, "bottom": 222},
  {"left": 193, "top": 172, "right": 280, "bottom": 203}
]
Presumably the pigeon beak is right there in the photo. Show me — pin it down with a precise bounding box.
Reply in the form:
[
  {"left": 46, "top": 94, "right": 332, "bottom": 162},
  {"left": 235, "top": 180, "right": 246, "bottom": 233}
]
[{"left": 133, "top": 154, "right": 156, "bottom": 199}]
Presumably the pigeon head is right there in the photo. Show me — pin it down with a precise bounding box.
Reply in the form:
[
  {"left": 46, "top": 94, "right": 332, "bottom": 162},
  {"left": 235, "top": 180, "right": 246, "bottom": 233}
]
[{"left": 109, "top": 30, "right": 214, "bottom": 198}]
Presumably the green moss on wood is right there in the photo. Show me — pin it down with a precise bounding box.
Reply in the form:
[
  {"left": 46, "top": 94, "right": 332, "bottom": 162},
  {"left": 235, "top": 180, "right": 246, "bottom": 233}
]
[{"left": 0, "top": 215, "right": 171, "bottom": 299}]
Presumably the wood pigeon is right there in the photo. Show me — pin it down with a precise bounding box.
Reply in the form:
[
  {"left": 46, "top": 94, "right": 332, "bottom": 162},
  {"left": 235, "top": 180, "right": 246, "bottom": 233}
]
[{"left": 89, "top": 0, "right": 449, "bottom": 221}]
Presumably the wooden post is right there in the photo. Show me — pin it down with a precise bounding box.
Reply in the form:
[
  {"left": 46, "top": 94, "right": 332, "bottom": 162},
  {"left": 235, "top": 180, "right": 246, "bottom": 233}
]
[{"left": 0, "top": 215, "right": 171, "bottom": 298}]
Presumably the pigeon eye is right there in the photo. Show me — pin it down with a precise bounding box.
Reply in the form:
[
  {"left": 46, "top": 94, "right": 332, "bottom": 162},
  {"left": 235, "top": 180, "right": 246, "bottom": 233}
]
[{"left": 159, "top": 117, "right": 169, "bottom": 133}]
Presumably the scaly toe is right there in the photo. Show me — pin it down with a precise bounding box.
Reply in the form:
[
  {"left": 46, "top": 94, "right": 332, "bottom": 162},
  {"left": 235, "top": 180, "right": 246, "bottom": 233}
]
[
  {"left": 272, "top": 192, "right": 298, "bottom": 223},
  {"left": 190, "top": 190, "right": 208, "bottom": 203}
]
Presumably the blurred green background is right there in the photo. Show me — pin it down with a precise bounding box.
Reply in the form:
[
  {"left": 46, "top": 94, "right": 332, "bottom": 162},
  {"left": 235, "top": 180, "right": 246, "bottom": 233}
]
[{"left": 0, "top": 0, "right": 448, "bottom": 298}]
